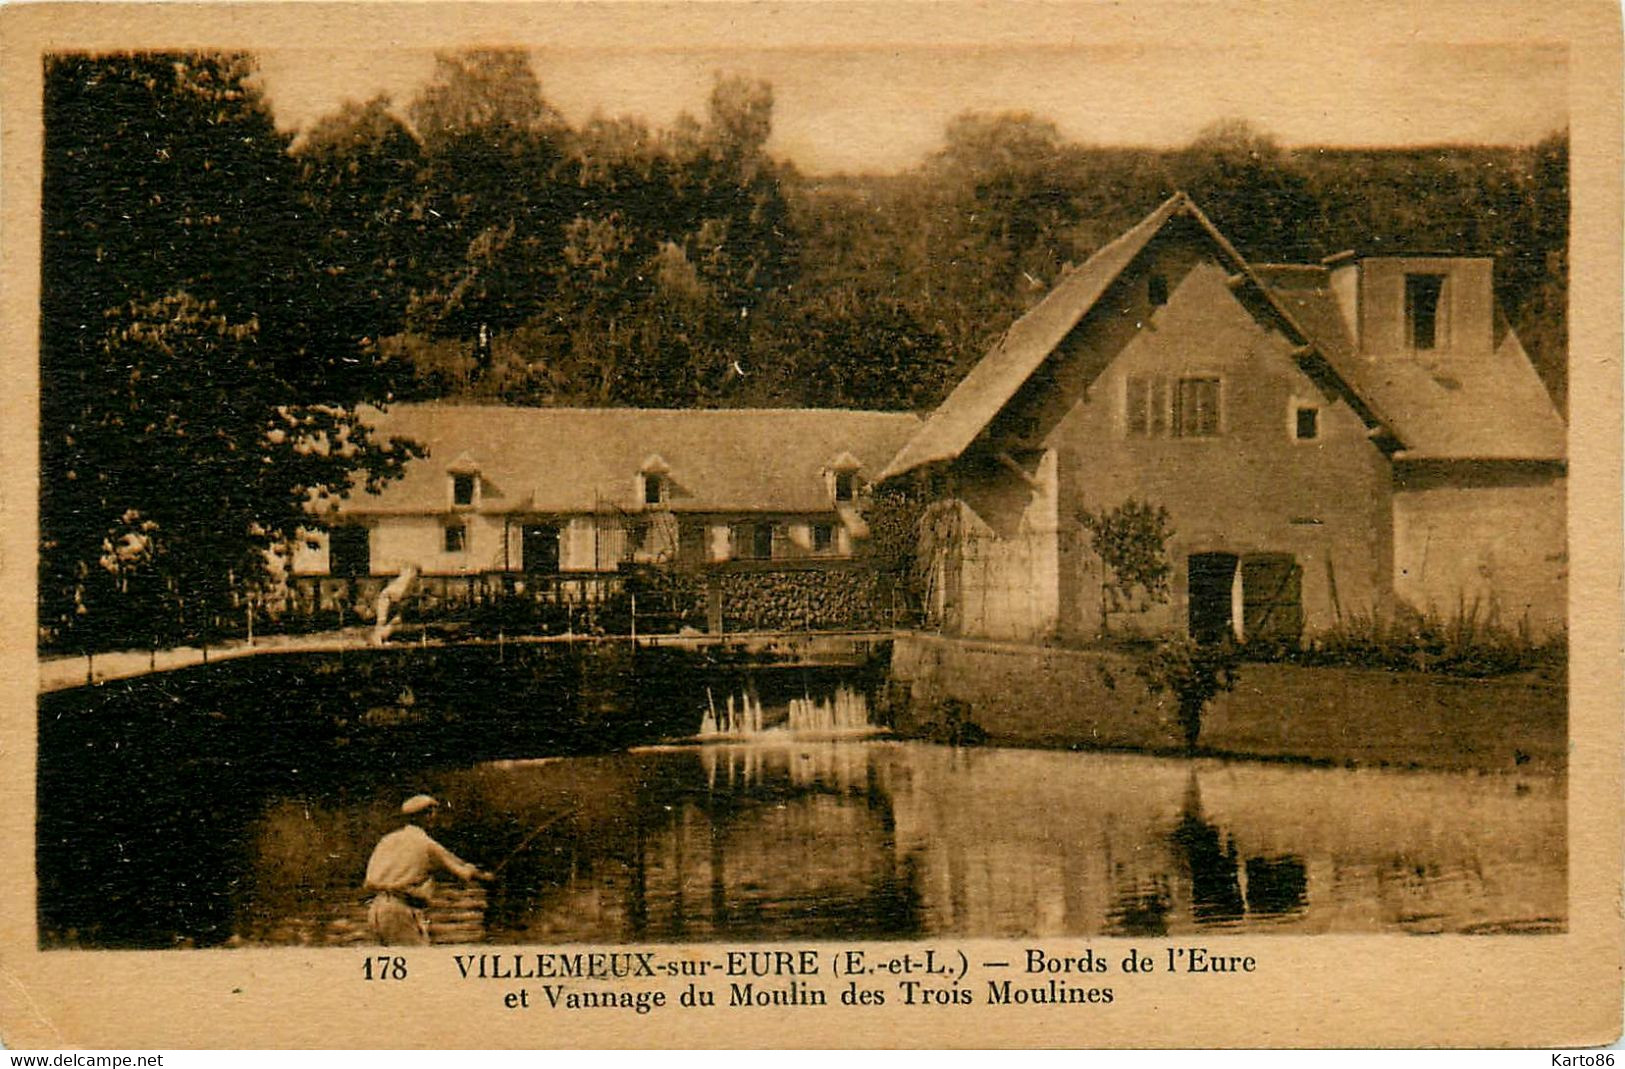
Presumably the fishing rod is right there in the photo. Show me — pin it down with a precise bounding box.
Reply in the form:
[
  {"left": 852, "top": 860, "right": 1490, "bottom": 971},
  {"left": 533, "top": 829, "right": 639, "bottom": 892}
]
[{"left": 490, "top": 807, "right": 577, "bottom": 876}]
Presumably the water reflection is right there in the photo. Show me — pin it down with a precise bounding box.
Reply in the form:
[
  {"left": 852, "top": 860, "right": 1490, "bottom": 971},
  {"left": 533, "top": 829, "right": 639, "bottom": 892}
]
[
  {"left": 39, "top": 730, "right": 1564, "bottom": 947},
  {"left": 193, "top": 741, "right": 1563, "bottom": 947}
]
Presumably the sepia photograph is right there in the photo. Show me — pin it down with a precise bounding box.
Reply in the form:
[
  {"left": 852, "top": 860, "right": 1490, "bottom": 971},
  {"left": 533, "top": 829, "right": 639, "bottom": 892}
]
[{"left": 3, "top": 0, "right": 1619, "bottom": 1050}]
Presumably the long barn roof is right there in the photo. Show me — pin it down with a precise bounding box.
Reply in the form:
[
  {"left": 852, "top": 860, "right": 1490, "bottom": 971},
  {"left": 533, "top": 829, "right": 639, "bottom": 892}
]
[{"left": 335, "top": 404, "right": 922, "bottom": 517}]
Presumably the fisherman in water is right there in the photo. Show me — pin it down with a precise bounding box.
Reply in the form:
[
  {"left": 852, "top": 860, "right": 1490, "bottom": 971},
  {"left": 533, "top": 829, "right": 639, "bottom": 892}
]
[{"left": 364, "top": 794, "right": 493, "bottom": 946}]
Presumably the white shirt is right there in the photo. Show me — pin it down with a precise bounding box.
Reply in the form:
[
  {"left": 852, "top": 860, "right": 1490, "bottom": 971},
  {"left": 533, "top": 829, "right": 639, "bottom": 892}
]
[{"left": 364, "top": 823, "right": 477, "bottom": 898}]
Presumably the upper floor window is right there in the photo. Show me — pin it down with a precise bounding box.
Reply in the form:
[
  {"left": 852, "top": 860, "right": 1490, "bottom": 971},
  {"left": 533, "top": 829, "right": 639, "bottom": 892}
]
[
  {"left": 643, "top": 473, "right": 665, "bottom": 506},
  {"left": 1294, "top": 405, "right": 1320, "bottom": 441},
  {"left": 1127, "top": 376, "right": 1169, "bottom": 437},
  {"left": 834, "top": 470, "right": 857, "bottom": 503},
  {"left": 1175, "top": 378, "right": 1221, "bottom": 438},
  {"left": 451, "top": 473, "right": 476, "bottom": 508},
  {"left": 444, "top": 523, "right": 467, "bottom": 553},
  {"left": 1405, "top": 274, "right": 1446, "bottom": 351},
  {"left": 1128, "top": 375, "right": 1221, "bottom": 438}
]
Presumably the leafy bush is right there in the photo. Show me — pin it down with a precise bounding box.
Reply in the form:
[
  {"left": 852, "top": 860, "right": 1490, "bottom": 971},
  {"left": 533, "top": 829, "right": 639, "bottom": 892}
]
[
  {"left": 1286, "top": 607, "right": 1564, "bottom": 679},
  {"left": 1078, "top": 499, "right": 1173, "bottom": 633},
  {"left": 1136, "top": 637, "right": 1241, "bottom": 750},
  {"left": 911, "top": 697, "right": 988, "bottom": 747}
]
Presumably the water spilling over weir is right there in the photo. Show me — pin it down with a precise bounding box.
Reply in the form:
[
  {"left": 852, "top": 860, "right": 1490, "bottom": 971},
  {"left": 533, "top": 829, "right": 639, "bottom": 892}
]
[{"left": 697, "top": 683, "right": 880, "bottom": 740}]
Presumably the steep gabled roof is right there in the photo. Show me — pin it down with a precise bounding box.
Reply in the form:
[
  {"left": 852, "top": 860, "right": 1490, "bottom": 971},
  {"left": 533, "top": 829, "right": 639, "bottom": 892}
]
[
  {"left": 879, "top": 192, "right": 1399, "bottom": 480},
  {"left": 879, "top": 195, "right": 1185, "bottom": 480},
  {"left": 335, "top": 404, "right": 922, "bottom": 517}
]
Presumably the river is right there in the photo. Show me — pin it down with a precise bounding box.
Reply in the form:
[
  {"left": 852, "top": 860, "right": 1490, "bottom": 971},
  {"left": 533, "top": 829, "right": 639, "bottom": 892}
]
[{"left": 38, "top": 671, "right": 1563, "bottom": 946}]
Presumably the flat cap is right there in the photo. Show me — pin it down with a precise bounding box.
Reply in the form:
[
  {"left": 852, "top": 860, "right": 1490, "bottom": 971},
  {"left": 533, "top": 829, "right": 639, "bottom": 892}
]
[{"left": 400, "top": 794, "right": 439, "bottom": 816}]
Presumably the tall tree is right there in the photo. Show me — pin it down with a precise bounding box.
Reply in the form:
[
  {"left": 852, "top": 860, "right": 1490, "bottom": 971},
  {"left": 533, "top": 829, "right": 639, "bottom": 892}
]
[
  {"left": 404, "top": 49, "right": 567, "bottom": 346},
  {"left": 670, "top": 75, "right": 797, "bottom": 384},
  {"left": 1169, "top": 119, "right": 1318, "bottom": 260},
  {"left": 292, "top": 95, "right": 424, "bottom": 350},
  {"left": 40, "top": 53, "right": 414, "bottom": 648}
]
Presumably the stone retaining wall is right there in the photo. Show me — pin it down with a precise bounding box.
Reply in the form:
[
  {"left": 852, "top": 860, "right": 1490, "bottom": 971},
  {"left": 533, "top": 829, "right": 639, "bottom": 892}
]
[{"left": 890, "top": 632, "right": 1566, "bottom": 774}]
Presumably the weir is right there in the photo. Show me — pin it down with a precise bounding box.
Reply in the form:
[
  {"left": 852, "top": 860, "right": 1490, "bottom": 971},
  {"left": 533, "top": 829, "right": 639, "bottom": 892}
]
[{"left": 696, "top": 683, "right": 882, "bottom": 741}]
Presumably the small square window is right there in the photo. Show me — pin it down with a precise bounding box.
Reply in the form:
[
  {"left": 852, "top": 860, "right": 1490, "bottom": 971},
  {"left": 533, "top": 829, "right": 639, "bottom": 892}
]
[
  {"left": 1295, "top": 406, "right": 1320, "bottom": 440},
  {"left": 452, "top": 473, "right": 476, "bottom": 507},
  {"left": 643, "top": 474, "right": 664, "bottom": 505},
  {"left": 444, "top": 524, "right": 467, "bottom": 553},
  {"left": 812, "top": 523, "right": 834, "bottom": 552},
  {"left": 834, "top": 471, "right": 857, "bottom": 503}
]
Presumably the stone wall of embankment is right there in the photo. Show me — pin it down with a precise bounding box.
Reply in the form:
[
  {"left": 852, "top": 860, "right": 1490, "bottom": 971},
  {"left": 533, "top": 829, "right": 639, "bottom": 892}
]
[{"left": 888, "top": 633, "right": 1566, "bottom": 774}]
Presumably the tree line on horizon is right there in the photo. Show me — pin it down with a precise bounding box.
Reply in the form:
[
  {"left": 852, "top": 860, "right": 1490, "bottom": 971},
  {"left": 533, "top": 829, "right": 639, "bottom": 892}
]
[{"left": 38, "top": 49, "right": 1567, "bottom": 649}]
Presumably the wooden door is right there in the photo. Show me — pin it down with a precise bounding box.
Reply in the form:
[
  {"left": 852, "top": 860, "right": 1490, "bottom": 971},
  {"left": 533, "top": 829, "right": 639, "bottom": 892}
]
[
  {"left": 1187, "top": 552, "right": 1239, "bottom": 643},
  {"left": 522, "top": 524, "right": 560, "bottom": 574},
  {"left": 1241, "top": 553, "right": 1304, "bottom": 643}
]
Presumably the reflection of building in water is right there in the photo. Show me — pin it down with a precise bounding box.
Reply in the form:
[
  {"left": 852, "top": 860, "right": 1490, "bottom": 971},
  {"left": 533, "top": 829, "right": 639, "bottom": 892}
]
[
  {"left": 886, "top": 749, "right": 1560, "bottom": 936},
  {"left": 886, "top": 748, "right": 1189, "bottom": 935},
  {"left": 227, "top": 743, "right": 1565, "bottom": 946},
  {"left": 493, "top": 743, "right": 919, "bottom": 942}
]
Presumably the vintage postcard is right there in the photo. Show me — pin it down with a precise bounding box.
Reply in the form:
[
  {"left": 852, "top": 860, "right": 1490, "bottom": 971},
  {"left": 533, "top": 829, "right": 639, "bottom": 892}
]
[{"left": 1, "top": 0, "right": 1619, "bottom": 1050}]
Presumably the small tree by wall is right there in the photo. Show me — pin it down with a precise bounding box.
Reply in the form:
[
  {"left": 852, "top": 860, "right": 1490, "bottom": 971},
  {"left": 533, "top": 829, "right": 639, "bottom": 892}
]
[
  {"left": 1137, "top": 637, "right": 1241, "bottom": 750},
  {"left": 1078, "top": 499, "right": 1174, "bottom": 635}
]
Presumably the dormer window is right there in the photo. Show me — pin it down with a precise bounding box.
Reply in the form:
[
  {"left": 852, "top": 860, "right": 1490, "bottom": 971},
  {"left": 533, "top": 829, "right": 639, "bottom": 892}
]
[
  {"left": 639, "top": 454, "right": 671, "bottom": 508},
  {"left": 1405, "top": 274, "right": 1446, "bottom": 351},
  {"left": 826, "top": 452, "right": 863, "bottom": 504},
  {"left": 451, "top": 472, "right": 477, "bottom": 508}
]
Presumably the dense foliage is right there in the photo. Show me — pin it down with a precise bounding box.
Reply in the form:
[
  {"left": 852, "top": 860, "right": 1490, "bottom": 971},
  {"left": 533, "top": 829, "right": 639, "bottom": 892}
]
[
  {"left": 39, "top": 49, "right": 1569, "bottom": 650},
  {"left": 275, "top": 52, "right": 1570, "bottom": 415},
  {"left": 40, "top": 54, "right": 418, "bottom": 650},
  {"left": 1078, "top": 499, "right": 1175, "bottom": 631}
]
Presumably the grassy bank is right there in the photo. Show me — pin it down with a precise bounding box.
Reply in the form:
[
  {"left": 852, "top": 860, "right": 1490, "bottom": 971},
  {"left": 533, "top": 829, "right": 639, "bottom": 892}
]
[{"left": 891, "top": 634, "right": 1566, "bottom": 775}]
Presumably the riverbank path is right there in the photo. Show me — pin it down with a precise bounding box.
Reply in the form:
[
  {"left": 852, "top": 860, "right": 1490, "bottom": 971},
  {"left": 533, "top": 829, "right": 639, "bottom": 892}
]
[
  {"left": 39, "top": 626, "right": 896, "bottom": 693},
  {"left": 38, "top": 629, "right": 376, "bottom": 693}
]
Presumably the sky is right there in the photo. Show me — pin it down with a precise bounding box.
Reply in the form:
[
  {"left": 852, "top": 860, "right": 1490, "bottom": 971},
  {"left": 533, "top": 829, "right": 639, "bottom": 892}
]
[{"left": 250, "top": 14, "right": 1568, "bottom": 176}]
